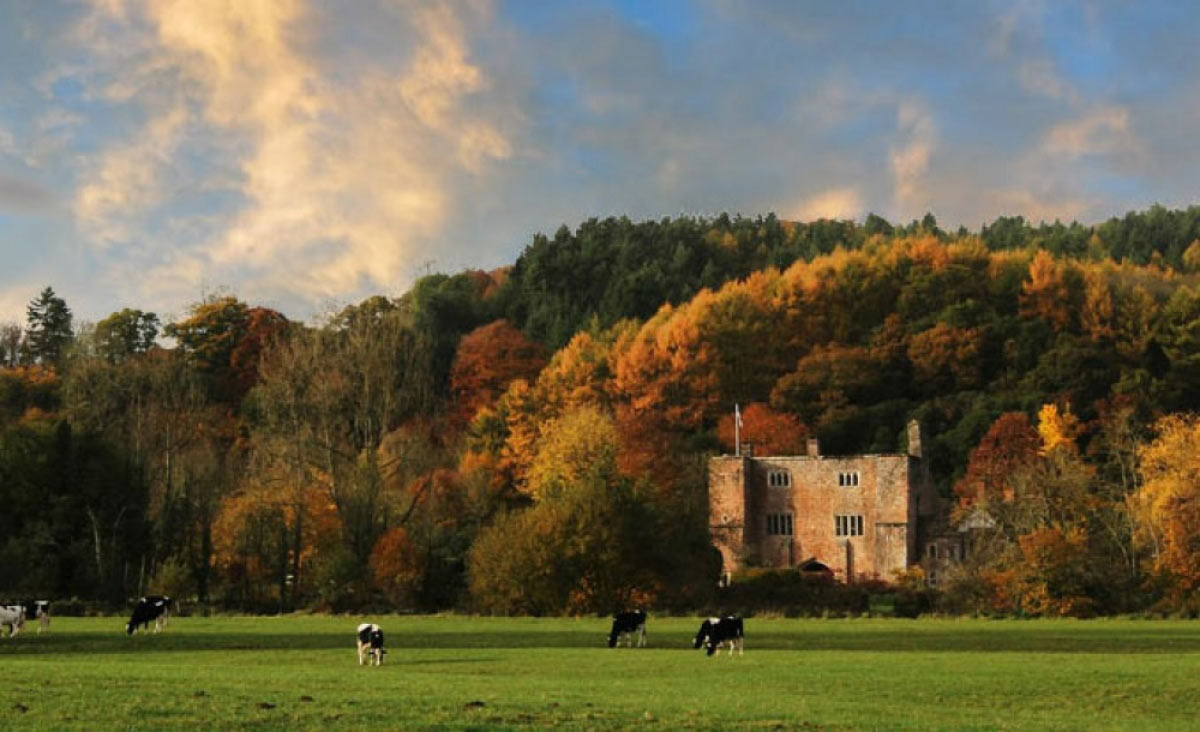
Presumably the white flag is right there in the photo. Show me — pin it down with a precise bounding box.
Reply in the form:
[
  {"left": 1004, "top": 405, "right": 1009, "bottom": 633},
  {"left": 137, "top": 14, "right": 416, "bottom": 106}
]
[{"left": 735, "top": 403, "right": 743, "bottom": 429}]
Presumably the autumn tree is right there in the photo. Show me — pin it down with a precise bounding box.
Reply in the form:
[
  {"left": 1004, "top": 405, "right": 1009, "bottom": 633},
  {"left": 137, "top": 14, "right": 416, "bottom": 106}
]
[
  {"left": 166, "top": 296, "right": 288, "bottom": 403},
  {"left": 1133, "top": 414, "right": 1200, "bottom": 603},
  {"left": 953, "top": 412, "right": 1040, "bottom": 508},
  {"left": 247, "top": 303, "right": 437, "bottom": 581},
  {"left": 369, "top": 527, "right": 422, "bottom": 607},
  {"left": 906, "top": 323, "right": 984, "bottom": 394},
  {"left": 715, "top": 402, "right": 807, "bottom": 456},
  {"left": 449, "top": 319, "right": 547, "bottom": 424},
  {"left": 467, "top": 407, "right": 656, "bottom": 614},
  {"left": 1020, "top": 251, "right": 1075, "bottom": 331}
]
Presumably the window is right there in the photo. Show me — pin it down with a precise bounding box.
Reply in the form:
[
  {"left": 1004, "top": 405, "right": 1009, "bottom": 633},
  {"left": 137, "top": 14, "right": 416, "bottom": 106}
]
[
  {"left": 834, "top": 514, "right": 864, "bottom": 537},
  {"left": 766, "top": 513, "right": 794, "bottom": 536},
  {"left": 928, "top": 570, "right": 939, "bottom": 587},
  {"left": 837, "top": 471, "right": 860, "bottom": 487},
  {"left": 928, "top": 544, "right": 938, "bottom": 559},
  {"left": 768, "top": 470, "right": 791, "bottom": 488}
]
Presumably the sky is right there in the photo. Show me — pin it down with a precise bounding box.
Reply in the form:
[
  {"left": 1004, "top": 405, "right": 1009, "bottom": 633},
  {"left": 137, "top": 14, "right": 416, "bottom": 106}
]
[{"left": 0, "top": 0, "right": 1197, "bottom": 325}]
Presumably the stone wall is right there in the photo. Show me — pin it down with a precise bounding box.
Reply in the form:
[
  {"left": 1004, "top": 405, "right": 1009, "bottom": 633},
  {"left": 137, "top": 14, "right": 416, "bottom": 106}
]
[{"left": 709, "top": 453, "right": 921, "bottom": 580}]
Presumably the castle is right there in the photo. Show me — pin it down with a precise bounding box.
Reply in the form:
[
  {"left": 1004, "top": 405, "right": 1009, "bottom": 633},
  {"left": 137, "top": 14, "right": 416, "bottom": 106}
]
[{"left": 708, "top": 420, "right": 956, "bottom": 583}]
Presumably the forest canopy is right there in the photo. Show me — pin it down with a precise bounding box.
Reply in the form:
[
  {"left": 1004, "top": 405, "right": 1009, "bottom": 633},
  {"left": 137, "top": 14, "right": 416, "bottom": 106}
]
[{"left": 5, "top": 203, "right": 1200, "bottom": 616}]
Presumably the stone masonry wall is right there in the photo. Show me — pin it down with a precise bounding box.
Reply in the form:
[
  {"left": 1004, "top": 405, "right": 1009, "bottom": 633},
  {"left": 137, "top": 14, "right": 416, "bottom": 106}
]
[
  {"left": 710, "top": 453, "right": 918, "bottom": 580},
  {"left": 708, "top": 456, "right": 749, "bottom": 574}
]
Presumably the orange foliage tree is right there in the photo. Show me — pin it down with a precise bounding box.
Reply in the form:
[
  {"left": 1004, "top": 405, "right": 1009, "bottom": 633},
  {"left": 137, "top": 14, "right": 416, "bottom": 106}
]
[
  {"left": 449, "top": 320, "right": 548, "bottom": 425},
  {"left": 369, "top": 526, "right": 422, "bottom": 607},
  {"left": 1020, "top": 250, "right": 1076, "bottom": 331},
  {"left": 715, "top": 402, "right": 807, "bottom": 456},
  {"left": 953, "top": 412, "right": 1041, "bottom": 508},
  {"left": 906, "top": 323, "right": 984, "bottom": 393}
]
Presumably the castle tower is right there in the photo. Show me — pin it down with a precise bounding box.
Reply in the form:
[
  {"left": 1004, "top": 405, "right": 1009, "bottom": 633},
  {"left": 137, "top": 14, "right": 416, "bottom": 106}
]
[{"left": 708, "top": 455, "right": 750, "bottom": 576}]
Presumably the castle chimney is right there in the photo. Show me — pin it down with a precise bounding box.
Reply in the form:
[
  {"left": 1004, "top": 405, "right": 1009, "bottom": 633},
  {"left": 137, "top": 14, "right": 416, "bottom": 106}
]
[
  {"left": 806, "top": 437, "right": 820, "bottom": 457},
  {"left": 907, "top": 419, "right": 923, "bottom": 458},
  {"left": 740, "top": 442, "right": 754, "bottom": 458}
]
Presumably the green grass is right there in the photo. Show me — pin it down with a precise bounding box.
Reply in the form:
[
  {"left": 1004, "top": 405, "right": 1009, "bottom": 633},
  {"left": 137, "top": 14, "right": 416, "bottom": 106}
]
[{"left": 2, "top": 615, "right": 1199, "bottom": 729}]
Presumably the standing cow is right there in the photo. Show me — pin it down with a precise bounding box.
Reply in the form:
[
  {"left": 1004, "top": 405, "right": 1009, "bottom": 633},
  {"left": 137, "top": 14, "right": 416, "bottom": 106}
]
[
  {"left": 356, "top": 623, "right": 386, "bottom": 666},
  {"left": 126, "top": 596, "right": 172, "bottom": 635},
  {"left": 0, "top": 605, "right": 24, "bottom": 638},
  {"left": 693, "top": 616, "right": 744, "bottom": 657},
  {"left": 607, "top": 610, "right": 647, "bottom": 648}
]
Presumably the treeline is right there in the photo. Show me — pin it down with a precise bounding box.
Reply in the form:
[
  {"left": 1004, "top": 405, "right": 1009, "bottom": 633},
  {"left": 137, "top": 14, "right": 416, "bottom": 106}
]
[{"left": 3, "top": 204, "right": 1200, "bottom": 616}]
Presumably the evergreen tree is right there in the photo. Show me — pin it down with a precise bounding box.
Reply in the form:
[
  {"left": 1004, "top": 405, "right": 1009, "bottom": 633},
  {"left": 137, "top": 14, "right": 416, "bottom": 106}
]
[{"left": 25, "top": 286, "right": 73, "bottom": 367}]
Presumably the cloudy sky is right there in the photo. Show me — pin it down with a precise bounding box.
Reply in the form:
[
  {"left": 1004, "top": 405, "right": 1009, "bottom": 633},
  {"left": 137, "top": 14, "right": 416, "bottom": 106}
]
[{"left": 0, "top": 0, "right": 1196, "bottom": 324}]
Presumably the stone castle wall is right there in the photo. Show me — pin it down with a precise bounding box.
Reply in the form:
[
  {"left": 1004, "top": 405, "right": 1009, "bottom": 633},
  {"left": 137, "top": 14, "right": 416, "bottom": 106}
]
[{"left": 709, "top": 452, "right": 923, "bottom": 580}]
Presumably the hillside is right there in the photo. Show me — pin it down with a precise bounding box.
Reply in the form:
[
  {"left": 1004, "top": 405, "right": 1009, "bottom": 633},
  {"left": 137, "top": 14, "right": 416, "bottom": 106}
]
[{"left": 4, "top": 204, "right": 1200, "bottom": 617}]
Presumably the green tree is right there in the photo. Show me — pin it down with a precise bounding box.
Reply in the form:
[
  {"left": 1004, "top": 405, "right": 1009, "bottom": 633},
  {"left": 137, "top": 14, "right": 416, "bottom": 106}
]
[
  {"left": 25, "top": 287, "right": 73, "bottom": 367},
  {"left": 94, "top": 308, "right": 160, "bottom": 363}
]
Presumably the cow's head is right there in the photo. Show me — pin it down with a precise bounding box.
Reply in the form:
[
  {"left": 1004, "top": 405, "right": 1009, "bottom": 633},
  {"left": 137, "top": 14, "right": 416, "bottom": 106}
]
[{"left": 692, "top": 619, "right": 713, "bottom": 649}]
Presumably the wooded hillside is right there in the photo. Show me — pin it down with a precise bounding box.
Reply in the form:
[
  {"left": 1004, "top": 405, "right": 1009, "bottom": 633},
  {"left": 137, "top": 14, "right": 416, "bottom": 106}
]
[{"left": 5, "top": 204, "right": 1200, "bottom": 616}]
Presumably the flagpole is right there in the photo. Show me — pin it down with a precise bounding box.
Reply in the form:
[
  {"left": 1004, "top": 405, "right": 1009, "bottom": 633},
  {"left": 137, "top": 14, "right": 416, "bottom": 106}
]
[{"left": 735, "top": 403, "right": 741, "bottom": 457}]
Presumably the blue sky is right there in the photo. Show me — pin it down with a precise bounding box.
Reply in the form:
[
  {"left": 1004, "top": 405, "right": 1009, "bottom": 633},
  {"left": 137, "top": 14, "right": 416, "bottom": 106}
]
[{"left": 0, "top": 0, "right": 1196, "bottom": 324}]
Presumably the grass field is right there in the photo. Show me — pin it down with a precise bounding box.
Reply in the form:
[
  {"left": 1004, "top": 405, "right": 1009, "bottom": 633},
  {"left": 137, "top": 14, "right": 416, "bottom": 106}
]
[{"left": 1, "top": 615, "right": 1199, "bottom": 730}]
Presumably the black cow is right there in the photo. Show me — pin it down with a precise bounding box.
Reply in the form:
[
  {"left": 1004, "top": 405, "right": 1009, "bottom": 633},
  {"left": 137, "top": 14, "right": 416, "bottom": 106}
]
[
  {"left": 693, "top": 616, "right": 743, "bottom": 657},
  {"left": 607, "top": 610, "right": 647, "bottom": 648},
  {"left": 126, "top": 595, "right": 172, "bottom": 635},
  {"left": 356, "top": 623, "right": 386, "bottom": 666}
]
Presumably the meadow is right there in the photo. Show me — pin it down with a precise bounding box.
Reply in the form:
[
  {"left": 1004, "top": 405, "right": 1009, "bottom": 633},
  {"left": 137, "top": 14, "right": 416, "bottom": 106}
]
[{"left": 1, "top": 615, "right": 1199, "bottom": 730}]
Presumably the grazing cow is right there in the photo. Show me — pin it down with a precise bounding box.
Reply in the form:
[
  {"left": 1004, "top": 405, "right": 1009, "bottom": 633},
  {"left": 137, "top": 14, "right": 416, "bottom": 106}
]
[
  {"left": 0, "top": 605, "right": 24, "bottom": 638},
  {"left": 693, "top": 616, "right": 744, "bottom": 657},
  {"left": 607, "top": 610, "right": 647, "bottom": 648},
  {"left": 126, "top": 595, "right": 172, "bottom": 635},
  {"left": 356, "top": 623, "right": 386, "bottom": 666}
]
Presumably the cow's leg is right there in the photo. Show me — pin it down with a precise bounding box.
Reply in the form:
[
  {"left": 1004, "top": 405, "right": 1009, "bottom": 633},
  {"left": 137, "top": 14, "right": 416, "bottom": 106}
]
[
  {"left": 637, "top": 625, "right": 646, "bottom": 647},
  {"left": 358, "top": 644, "right": 366, "bottom": 665}
]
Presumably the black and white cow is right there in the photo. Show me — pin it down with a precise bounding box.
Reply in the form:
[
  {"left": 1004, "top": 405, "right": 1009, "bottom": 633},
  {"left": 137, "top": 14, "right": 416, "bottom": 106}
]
[
  {"left": 0, "top": 605, "right": 24, "bottom": 638},
  {"left": 356, "top": 623, "right": 386, "bottom": 666},
  {"left": 607, "top": 610, "right": 647, "bottom": 648},
  {"left": 693, "top": 616, "right": 744, "bottom": 657},
  {"left": 126, "top": 595, "right": 172, "bottom": 635}
]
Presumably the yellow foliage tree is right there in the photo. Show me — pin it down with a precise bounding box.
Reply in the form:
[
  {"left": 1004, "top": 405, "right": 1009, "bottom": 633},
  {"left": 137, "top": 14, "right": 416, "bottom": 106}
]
[
  {"left": 1133, "top": 414, "right": 1200, "bottom": 599},
  {"left": 1037, "top": 403, "right": 1080, "bottom": 455},
  {"left": 1020, "top": 250, "right": 1074, "bottom": 330},
  {"left": 526, "top": 405, "right": 620, "bottom": 502}
]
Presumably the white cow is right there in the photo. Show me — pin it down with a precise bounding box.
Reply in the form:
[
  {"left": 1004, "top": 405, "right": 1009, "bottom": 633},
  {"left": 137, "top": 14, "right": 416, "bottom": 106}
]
[{"left": 0, "top": 605, "right": 24, "bottom": 638}]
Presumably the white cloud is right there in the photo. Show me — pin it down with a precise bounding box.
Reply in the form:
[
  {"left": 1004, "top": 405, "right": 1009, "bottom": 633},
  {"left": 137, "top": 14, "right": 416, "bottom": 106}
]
[
  {"left": 889, "top": 99, "right": 937, "bottom": 219},
  {"left": 1016, "top": 58, "right": 1079, "bottom": 104},
  {"left": 792, "top": 187, "right": 863, "bottom": 221},
  {"left": 1041, "top": 105, "right": 1140, "bottom": 160},
  {"left": 68, "top": 0, "right": 517, "bottom": 311},
  {"left": 74, "top": 103, "right": 186, "bottom": 245}
]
